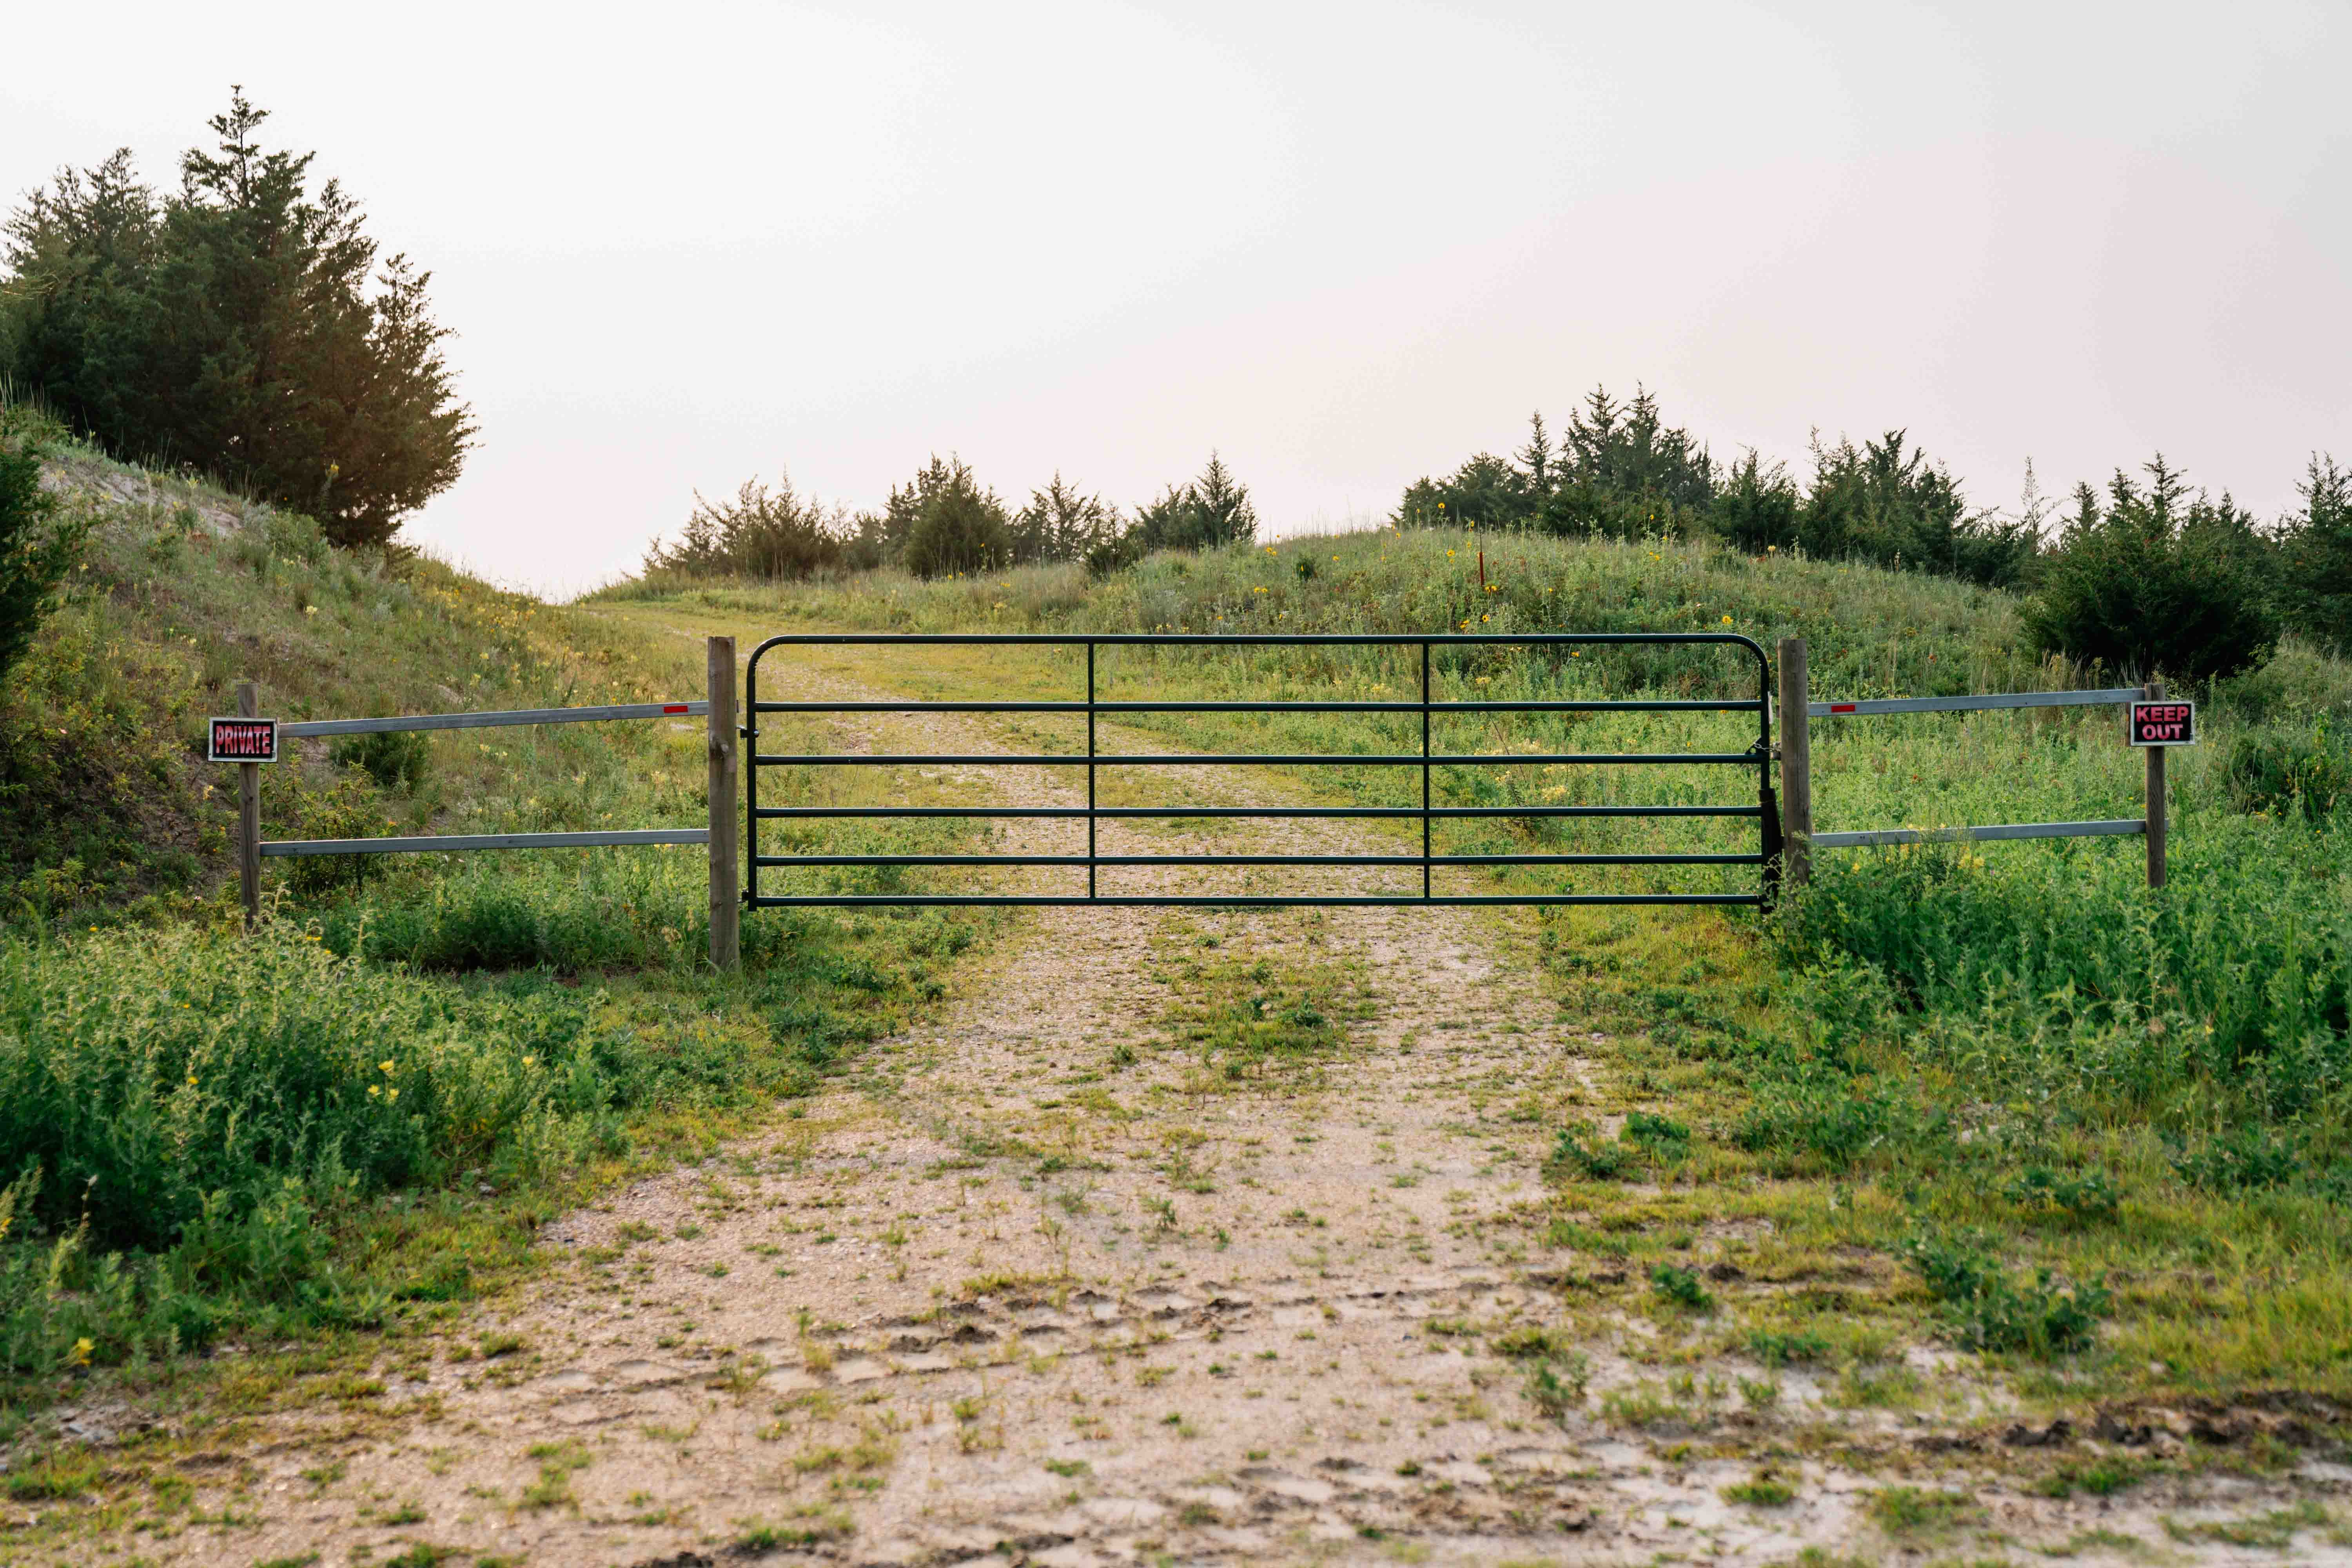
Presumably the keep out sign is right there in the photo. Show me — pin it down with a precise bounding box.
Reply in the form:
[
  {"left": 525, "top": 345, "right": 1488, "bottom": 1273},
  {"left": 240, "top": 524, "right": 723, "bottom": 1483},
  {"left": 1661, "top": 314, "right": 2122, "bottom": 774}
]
[
  {"left": 207, "top": 717, "right": 280, "bottom": 762},
  {"left": 2127, "top": 701, "right": 2195, "bottom": 747}
]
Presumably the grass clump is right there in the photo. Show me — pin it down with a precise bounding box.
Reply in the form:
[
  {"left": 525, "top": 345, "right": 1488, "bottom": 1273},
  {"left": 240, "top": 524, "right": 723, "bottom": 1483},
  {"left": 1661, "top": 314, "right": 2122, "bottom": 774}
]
[
  {"left": 1866, "top": 1485, "right": 1987, "bottom": 1537},
  {"left": 2002, "top": 1166, "right": 2120, "bottom": 1224},
  {"left": 1721, "top": 1470, "right": 1797, "bottom": 1506},
  {"left": 1649, "top": 1263, "right": 1715, "bottom": 1313},
  {"left": 1899, "top": 1229, "right": 2109, "bottom": 1357},
  {"left": 1746, "top": 1328, "right": 1831, "bottom": 1367}
]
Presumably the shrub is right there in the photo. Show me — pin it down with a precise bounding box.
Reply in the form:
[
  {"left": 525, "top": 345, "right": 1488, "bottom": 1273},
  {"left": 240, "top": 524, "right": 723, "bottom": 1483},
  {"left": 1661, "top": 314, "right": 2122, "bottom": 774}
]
[
  {"left": 1649, "top": 1263, "right": 1715, "bottom": 1312},
  {"left": 1783, "top": 824, "right": 2352, "bottom": 1130},
  {"left": 2173, "top": 1127, "right": 2305, "bottom": 1191},
  {"left": 0, "top": 927, "right": 620, "bottom": 1261},
  {"left": 641, "top": 473, "right": 846, "bottom": 581},
  {"left": 0, "top": 430, "right": 87, "bottom": 681},
  {"left": 328, "top": 728, "right": 431, "bottom": 793},
  {"left": 1899, "top": 1228, "right": 2109, "bottom": 1356},
  {"left": 1546, "top": 1128, "right": 1632, "bottom": 1181},
  {"left": 2023, "top": 457, "right": 2277, "bottom": 683},
  {"left": 2223, "top": 728, "right": 2351, "bottom": 817}
]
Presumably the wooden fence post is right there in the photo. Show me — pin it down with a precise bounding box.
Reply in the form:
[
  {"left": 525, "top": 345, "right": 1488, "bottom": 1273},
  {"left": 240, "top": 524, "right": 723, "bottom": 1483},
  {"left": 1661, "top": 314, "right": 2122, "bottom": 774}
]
[
  {"left": 707, "top": 637, "right": 741, "bottom": 970},
  {"left": 237, "top": 678, "right": 261, "bottom": 927},
  {"left": 1777, "top": 638, "right": 1812, "bottom": 890},
  {"left": 2144, "top": 677, "right": 2167, "bottom": 889}
]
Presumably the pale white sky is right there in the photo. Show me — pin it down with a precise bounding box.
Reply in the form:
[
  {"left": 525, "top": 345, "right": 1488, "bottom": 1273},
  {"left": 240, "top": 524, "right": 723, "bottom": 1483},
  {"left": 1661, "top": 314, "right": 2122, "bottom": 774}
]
[{"left": 5, "top": 2, "right": 2347, "bottom": 595}]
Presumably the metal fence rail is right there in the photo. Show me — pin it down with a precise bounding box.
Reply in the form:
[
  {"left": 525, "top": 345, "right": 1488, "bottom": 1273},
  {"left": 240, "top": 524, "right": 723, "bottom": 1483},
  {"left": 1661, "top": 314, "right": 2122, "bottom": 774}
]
[
  {"left": 744, "top": 632, "right": 1778, "bottom": 909},
  {"left": 1811, "top": 818, "right": 2145, "bottom": 849},
  {"left": 281, "top": 701, "right": 706, "bottom": 738},
  {"left": 262, "top": 829, "right": 710, "bottom": 857},
  {"left": 1805, "top": 687, "right": 2140, "bottom": 718}
]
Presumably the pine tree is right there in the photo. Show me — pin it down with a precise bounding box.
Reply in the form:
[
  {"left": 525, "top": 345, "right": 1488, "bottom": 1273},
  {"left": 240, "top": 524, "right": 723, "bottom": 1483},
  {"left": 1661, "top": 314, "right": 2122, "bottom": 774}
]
[
  {"left": 2276, "top": 453, "right": 2352, "bottom": 655},
  {"left": 1012, "top": 473, "right": 1122, "bottom": 564},
  {"left": 1191, "top": 452, "right": 1258, "bottom": 547},
  {"left": 902, "top": 458, "right": 1012, "bottom": 577},
  {"left": 1514, "top": 411, "right": 1554, "bottom": 501},
  {"left": 0, "top": 89, "right": 473, "bottom": 548},
  {"left": 0, "top": 426, "right": 88, "bottom": 679},
  {"left": 2024, "top": 456, "right": 2277, "bottom": 683},
  {"left": 1132, "top": 453, "right": 1258, "bottom": 552}
]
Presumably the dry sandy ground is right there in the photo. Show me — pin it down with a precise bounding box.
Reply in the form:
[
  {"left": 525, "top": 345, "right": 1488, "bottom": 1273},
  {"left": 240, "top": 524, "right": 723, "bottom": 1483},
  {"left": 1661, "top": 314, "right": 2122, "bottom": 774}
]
[{"left": 42, "top": 653, "right": 2352, "bottom": 1568}]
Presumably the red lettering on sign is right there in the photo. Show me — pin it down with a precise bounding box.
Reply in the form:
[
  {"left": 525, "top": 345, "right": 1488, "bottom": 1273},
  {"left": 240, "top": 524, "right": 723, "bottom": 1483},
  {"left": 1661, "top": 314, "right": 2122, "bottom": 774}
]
[
  {"left": 2128, "top": 701, "right": 2195, "bottom": 747},
  {"left": 208, "top": 718, "right": 279, "bottom": 762}
]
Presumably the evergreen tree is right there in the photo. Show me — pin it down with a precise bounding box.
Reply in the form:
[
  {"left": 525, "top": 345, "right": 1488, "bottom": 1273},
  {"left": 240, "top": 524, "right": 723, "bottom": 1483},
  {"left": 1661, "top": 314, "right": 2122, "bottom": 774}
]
[
  {"left": 1530, "top": 384, "right": 1715, "bottom": 537},
  {"left": 0, "top": 424, "right": 88, "bottom": 680},
  {"left": 2024, "top": 456, "right": 2276, "bottom": 683},
  {"left": 1132, "top": 452, "right": 1259, "bottom": 552},
  {"left": 0, "top": 90, "right": 472, "bottom": 548},
  {"left": 902, "top": 459, "right": 1012, "bottom": 577},
  {"left": 1190, "top": 452, "right": 1258, "bottom": 547},
  {"left": 642, "top": 471, "right": 845, "bottom": 580},
  {"left": 1711, "top": 449, "right": 1800, "bottom": 553},
  {"left": 1795, "top": 430, "right": 2035, "bottom": 587},
  {"left": 1514, "top": 410, "right": 1555, "bottom": 502},
  {"left": 2276, "top": 453, "right": 2352, "bottom": 655},
  {"left": 1559, "top": 385, "right": 1715, "bottom": 511},
  {"left": 1393, "top": 453, "right": 1525, "bottom": 529},
  {"left": 1011, "top": 473, "right": 1122, "bottom": 564}
]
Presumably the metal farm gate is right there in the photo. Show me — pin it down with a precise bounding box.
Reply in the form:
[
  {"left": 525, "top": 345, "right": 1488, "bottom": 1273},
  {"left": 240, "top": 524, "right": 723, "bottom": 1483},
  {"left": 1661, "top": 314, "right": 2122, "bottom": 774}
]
[{"left": 741, "top": 633, "right": 1780, "bottom": 910}]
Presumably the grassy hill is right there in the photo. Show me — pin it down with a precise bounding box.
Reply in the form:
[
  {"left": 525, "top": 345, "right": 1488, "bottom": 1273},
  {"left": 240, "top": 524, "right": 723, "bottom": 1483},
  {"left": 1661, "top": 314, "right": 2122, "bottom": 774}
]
[{"left": 0, "top": 428, "right": 995, "bottom": 1387}]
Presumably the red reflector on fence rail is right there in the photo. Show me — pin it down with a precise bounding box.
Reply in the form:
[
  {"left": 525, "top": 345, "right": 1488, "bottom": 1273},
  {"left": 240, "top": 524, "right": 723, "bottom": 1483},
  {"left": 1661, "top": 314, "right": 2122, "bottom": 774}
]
[
  {"left": 664, "top": 704, "right": 690, "bottom": 713},
  {"left": 1829, "top": 703, "right": 1856, "bottom": 714}
]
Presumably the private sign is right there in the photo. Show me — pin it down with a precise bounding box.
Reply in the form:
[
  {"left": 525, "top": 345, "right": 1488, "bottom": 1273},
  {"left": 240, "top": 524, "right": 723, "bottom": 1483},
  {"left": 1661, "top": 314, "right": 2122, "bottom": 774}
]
[
  {"left": 207, "top": 717, "right": 280, "bottom": 763},
  {"left": 2127, "top": 701, "right": 2195, "bottom": 747}
]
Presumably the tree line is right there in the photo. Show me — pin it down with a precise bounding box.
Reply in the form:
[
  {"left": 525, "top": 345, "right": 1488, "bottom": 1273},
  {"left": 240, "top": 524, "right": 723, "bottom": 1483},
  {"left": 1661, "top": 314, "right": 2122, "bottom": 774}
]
[
  {"left": 1401, "top": 385, "right": 2349, "bottom": 681},
  {"left": 642, "top": 451, "right": 1259, "bottom": 581}
]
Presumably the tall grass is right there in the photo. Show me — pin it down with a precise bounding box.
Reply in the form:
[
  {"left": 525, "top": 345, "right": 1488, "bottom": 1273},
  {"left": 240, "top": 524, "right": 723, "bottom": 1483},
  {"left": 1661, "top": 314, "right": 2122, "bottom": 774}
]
[{"left": 0, "top": 896, "right": 987, "bottom": 1377}]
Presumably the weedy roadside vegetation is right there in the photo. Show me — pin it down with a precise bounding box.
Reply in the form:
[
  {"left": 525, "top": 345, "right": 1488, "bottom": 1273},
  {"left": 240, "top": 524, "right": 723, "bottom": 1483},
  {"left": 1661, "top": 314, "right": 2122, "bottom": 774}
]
[{"left": 0, "top": 430, "right": 1002, "bottom": 1399}]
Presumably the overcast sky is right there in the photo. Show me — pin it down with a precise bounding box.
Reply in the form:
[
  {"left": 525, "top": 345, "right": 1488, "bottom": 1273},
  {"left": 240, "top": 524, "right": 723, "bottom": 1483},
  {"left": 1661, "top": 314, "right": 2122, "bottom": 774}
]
[{"left": 5, "top": 1, "right": 2347, "bottom": 596}]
